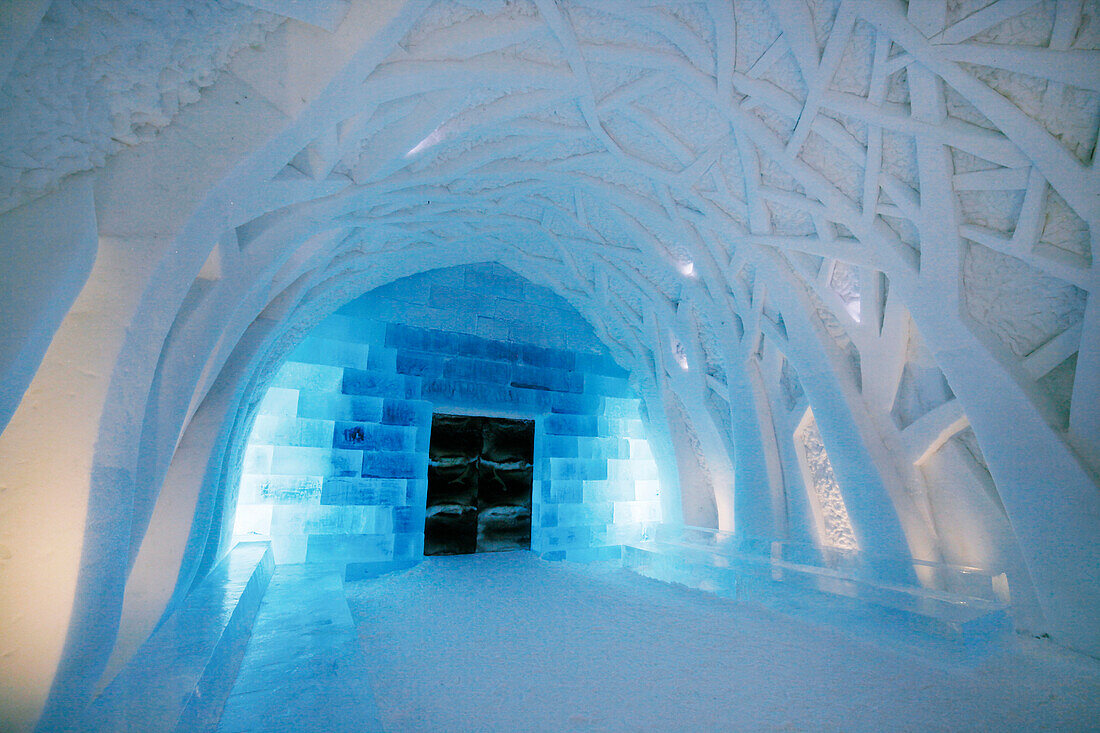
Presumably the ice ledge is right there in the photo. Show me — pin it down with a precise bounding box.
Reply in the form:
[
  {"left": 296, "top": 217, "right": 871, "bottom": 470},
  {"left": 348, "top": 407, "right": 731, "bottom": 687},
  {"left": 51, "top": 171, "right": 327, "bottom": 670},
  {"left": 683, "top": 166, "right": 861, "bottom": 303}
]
[
  {"left": 620, "top": 526, "right": 1012, "bottom": 653},
  {"left": 77, "top": 542, "right": 275, "bottom": 732}
]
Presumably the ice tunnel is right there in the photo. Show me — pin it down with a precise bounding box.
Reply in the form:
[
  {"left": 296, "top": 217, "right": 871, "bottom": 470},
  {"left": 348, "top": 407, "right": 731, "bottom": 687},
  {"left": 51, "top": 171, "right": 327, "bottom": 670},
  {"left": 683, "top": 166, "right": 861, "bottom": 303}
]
[{"left": 1, "top": 1, "right": 1099, "bottom": 730}]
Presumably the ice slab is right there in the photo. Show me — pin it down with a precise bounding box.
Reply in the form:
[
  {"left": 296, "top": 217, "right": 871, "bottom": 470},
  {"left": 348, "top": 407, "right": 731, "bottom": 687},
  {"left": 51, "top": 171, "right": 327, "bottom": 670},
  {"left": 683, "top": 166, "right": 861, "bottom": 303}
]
[
  {"left": 82, "top": 543, "right": 274, "bottom": 732},
  {"left": 217, "top": 564, "right": 383, "bottom": 732},
  {"left": 620, "top": 526, "right": 1012, "bottom": 651}
]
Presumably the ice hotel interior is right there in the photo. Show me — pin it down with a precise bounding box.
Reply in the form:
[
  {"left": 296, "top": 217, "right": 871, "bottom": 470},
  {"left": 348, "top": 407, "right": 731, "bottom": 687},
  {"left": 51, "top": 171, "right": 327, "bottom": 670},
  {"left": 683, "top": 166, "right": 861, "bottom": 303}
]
[{"left": 1, "top": 0, "right": 1099, "bottom": 730}]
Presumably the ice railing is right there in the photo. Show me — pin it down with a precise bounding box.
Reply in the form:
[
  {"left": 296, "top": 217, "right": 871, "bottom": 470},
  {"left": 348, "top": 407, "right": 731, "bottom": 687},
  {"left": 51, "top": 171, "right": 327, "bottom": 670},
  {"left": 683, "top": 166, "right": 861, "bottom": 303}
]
[{"left": 634, "top": 524, "right": 1011, "bottom": 608}]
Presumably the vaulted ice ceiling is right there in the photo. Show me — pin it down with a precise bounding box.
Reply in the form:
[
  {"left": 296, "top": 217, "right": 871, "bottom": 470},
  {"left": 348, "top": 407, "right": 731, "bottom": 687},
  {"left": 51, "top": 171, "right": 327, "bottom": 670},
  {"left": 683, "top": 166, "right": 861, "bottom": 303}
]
[
  {"left": 4, "top": 1, "right": 1096, "bottom": 452},
  {"left": 1, "top": 1, "right": 1099, "bottom": 727}
]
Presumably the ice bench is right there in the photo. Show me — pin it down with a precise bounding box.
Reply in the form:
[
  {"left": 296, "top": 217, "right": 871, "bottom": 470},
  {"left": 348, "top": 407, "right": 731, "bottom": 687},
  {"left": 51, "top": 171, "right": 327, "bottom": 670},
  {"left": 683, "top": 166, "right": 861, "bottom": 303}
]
[
  {"left": 80, "top": 542, "right": 275, "bottom": 731},
  {"left": 621, "top": 526, "right": 1011, "bottom": 649}
]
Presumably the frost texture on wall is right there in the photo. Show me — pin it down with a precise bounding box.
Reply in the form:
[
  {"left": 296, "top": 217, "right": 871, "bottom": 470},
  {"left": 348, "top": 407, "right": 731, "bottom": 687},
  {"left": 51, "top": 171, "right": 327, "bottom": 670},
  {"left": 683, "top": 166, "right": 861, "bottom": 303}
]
[
  {"left": 796, "top": 409, "right": 858, "bottom": 551},
  {"left": 963, "top": 242, "right": 1087, "bottom": 359},
  {"left": 0, "top": 0, "right": 279, "bottom": 213}
]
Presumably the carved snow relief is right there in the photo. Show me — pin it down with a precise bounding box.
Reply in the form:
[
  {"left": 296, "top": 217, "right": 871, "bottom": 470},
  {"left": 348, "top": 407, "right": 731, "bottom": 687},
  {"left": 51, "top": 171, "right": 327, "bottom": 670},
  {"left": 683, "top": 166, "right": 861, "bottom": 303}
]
[
  {"left": 795, "top": 408, "right": 858, "bottom": 551},
  {"left": 0, "top": 0, "right": 280, "bottom": 213},
  {"left": 962, "top": 241, "right": 1086, "bottom": 359}
]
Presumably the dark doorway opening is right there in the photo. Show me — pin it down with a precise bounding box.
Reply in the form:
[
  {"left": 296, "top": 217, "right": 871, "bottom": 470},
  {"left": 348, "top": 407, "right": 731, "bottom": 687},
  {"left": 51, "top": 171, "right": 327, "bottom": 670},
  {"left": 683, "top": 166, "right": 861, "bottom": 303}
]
[{"left": 425, "top": 414, "right": 535, "bottom": 555}]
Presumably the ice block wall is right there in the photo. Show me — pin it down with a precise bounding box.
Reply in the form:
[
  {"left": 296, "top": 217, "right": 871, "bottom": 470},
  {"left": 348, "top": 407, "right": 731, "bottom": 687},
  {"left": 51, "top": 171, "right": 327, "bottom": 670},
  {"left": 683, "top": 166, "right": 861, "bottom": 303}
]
[{"left": 233, "top": 263, "right": 661, "bottom": 564}]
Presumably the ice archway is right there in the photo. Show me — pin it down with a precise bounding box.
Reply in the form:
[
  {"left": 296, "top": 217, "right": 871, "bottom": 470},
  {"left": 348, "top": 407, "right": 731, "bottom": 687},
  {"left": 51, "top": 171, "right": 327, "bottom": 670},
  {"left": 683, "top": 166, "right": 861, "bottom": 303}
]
[{"left": 0, "top": 1, "right": 1098, "bottom": 729}]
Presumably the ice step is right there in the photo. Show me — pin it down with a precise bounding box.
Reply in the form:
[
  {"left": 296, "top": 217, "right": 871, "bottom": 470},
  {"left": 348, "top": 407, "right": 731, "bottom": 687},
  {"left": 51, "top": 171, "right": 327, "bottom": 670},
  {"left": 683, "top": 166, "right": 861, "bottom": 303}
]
[
  {"left": 621, "top": 542, "right": 1011, "bottom": 646},
  {"left": 81, "top": 542, "right": 275, "bottom": 732}
]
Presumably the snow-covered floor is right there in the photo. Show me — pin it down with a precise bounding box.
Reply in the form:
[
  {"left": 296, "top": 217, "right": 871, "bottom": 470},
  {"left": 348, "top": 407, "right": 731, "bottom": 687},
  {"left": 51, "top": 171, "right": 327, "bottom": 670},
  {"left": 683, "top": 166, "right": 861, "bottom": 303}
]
[{"left": 345, "top": 551, "right": 1100, "bottom": 732}]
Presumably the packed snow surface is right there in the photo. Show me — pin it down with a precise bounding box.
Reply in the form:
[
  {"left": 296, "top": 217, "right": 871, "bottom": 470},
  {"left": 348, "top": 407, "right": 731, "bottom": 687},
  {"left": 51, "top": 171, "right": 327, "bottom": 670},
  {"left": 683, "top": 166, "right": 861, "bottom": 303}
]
[{"left": 345, "top": 552, "right": 1100, "bottom": 732}]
